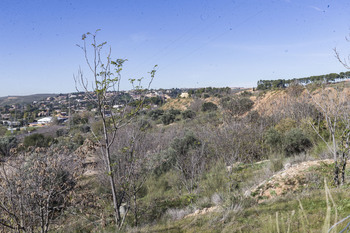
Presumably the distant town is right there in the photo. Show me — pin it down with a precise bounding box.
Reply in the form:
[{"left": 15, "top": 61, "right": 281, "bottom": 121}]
[{"left": 0, "top": 87, "right": 240, "bottom": 134}]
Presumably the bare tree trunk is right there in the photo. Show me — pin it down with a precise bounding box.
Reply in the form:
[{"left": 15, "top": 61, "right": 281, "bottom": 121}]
[
  {"left": 332, "top": 130, "right": 340, "bottom": 186},
  {"left": 341, "top": 159, "right": 346, "bottom": 185},
  {"left": 341, "top": 138, "right": 349, "bottom": 185},
  {"left": 133, "top": 192, "right": 138, "bottom": 227},
  {"left": 341, "top": 151, "right": 347, "bottom": 185},
  {"left": 102, "top": 120, "right": 121, "bottom": 226},
  {"left": 41, "top": 200, "right": 45, "bottom": 233},
  {"left": 334, "top": 160, "right": 340, "bottom": 186}
]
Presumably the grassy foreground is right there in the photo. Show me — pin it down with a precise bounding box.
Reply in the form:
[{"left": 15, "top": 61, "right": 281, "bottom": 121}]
[{"left": 133, "top": 162, "right": 350, "bottom": 233}]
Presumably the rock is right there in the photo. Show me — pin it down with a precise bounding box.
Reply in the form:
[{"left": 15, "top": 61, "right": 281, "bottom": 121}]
[
  {"left": 244, "top": 190, "right": 251, "bottom": 197},
  {"left": 284, "top": 163, "right": 291, "bottom": 170}
]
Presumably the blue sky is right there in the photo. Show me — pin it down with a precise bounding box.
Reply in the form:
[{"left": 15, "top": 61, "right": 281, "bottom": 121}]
[{"left": 1, "top": 0, "right": 350, "bottom": 96}]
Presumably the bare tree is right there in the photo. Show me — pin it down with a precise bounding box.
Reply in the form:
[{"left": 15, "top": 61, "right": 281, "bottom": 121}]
[
  {"left": 334, "top": 33, "right": 350, "bottom": 70},
  {"left": 307, "top": 85, "right": 350, "bottom": 185},
  {"left": 75, "top": 30, "right": 156, "bottom": 229},
  {"left": 107, "top": 120, "right": 160, "bottom": 226},
  {"left": 175, "top": 144, "right": 207, "bottom": 194},
  {"left": 0, "top": 152, "right": 79, "bottom": 233}
]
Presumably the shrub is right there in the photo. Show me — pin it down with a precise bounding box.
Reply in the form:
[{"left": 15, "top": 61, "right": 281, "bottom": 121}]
[
  {"left": 148, "top": 109, "right": 164, "bottom": 120},
  {"left": 203, "top": 93, "right": 210, "bottom": 99},
  {"left": 155, "top": 132, "right": 201, "bottom": 175},
  {"left": 201, "top": 102, "right": 218, "bottom": 112},
  {"left": 189, "top": 98, "right": 204, "bottom": 112},
  {"left": 169, "top": 109, "right": 181, "bottom": 116},
  {"left": 245, "top": 110, "right": 260, "bottom": 123},
  {"left": 0, "top": 152, "right": 78, "bottom": 232},
  {"left": 0, "top": 125, "right": 7, "bottom": 137},
  {"left": 268, "top": 153, "right": 284, "bottom": 172},
  {"left": 182, "top": 110, "right": 196, "bottom": 119},
  {"left": 71, "top": 113, "right": 89, "bottom": 125},
  {"left": 275, "top": 118, "right": 296, "bottom": 134},
  {"left": 80, "top": 124, "right": 91, "bottom": 133},
  {"left": 0, "top": 136, "right": 17, "bottom": 157},
  {"left": 91, "top": 119, "right": 104, "bottom": 135},
  {"left": 265, "top": 128, "right": 283, "bottom": 152},
  {"left": 161, "top": 113, "right": 176, "bottom": 125},
  {"left": 283, "top": 128, "right": 312, "bottom": 156},
  {"left": 23, "top": 133, "right": 54, "bottom": 148},
  {"left": 240, "top": 90, "right": 253, "bottom": 97},
  {"left": 138, "top": 119, "right": 152, "bottom": 130},
  {"left": 221, "top": 96, "right": 254, "bottom": 117},
  {"left": 72, "top": 134, "right": 84, "bottom": 147},
  {"left": 56, "top": 128, "right": 68, "bottom": 137},
  {"left": 200, "top": 161, "right": 228, "bottom": 198}
]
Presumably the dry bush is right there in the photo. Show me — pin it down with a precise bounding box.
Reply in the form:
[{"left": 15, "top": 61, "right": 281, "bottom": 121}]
[
  {"left": 189, "top": 98, "right": 204, "bottom": 112},
  {"left": 0, "top": 152, "right": 80, "bottom": 233}
]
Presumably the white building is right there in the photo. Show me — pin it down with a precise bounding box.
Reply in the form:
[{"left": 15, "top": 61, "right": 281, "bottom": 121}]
[
  {"left": 180, "top": 92, "right": 189, "bottom": 98},
  {"left": 37, "top": 117, "right": 53, "bottom": 124}
]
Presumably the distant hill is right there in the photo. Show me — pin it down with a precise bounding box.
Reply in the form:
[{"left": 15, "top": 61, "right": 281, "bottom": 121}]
[{"left": 0, "top": 94, "right": 57, "bottom": 106}]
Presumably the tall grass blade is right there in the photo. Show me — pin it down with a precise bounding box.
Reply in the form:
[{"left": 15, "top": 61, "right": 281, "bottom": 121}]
[
  {"left": 325, "top": 179, "right": 337, "bottom": 232},
  {"left": 323, "top": 178, "right": 331, "bottom": 233},
  {"left": 286, "top": 210, "right": 295, "bottom": 233},
  {"left": 298, "top": 198, "right": 309, "bottom": 233},
  {"left": 276, "top": 212, "right": 280, "bottom": 233}
]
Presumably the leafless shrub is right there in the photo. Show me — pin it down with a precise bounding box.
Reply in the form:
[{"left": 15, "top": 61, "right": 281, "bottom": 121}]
[
  {"left": 189, "top": 98, "right": 204, "bottom": 112},
  {"left": 95, "top": 120, "right": 162, "bottom": 226},
  {"left": 205, "top": 121, "right": 266, "bottom": 164},
  {"left": 0, "top": 152, "right": 80, "bottom": 233}
]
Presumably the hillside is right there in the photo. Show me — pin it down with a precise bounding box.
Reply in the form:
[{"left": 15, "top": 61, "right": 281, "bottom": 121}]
[
  {"left": 0, "top": 93, "right": 57, "bottom": 106},
  {"left": 133, "top": 83, "right": 350, "bottom": 232},
  {"left": 2, "top": 83, "right": 350, "bottom": 232}
]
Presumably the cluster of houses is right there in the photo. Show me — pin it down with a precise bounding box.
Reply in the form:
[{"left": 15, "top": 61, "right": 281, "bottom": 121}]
[
  {"left": 3, "top": 115, "right": 68, "bottom": 132},
  {"left": 0, "top": 88, "right": 194, "bottom": 133}
]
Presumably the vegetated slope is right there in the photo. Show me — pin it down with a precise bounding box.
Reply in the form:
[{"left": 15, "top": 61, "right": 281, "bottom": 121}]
[
  {"left": 72, "top": 83, "right": 348, "bottom": 233},
  {"left": 135, "top": 83, "right": 350, "bottom": 233},
  {"left": 138, "top": 158, "right": 349, "bottom": 233},
  {"left": 0, "top": 93, "right": 57, "bottom": 106},
  {"left": 13, "top": 82, "right": 347, "bottom": 232}
]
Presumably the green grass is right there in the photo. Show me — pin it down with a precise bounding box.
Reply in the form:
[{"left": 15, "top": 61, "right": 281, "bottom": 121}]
[
  {"left": 135, "top": 160, "right": 350, "bottom": 233},
  {"left": 137, "top": 187, "right": 350, "bottom": 233},
  {"left": 53, "top": 154, "right": 350, "bottom": 232}
]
